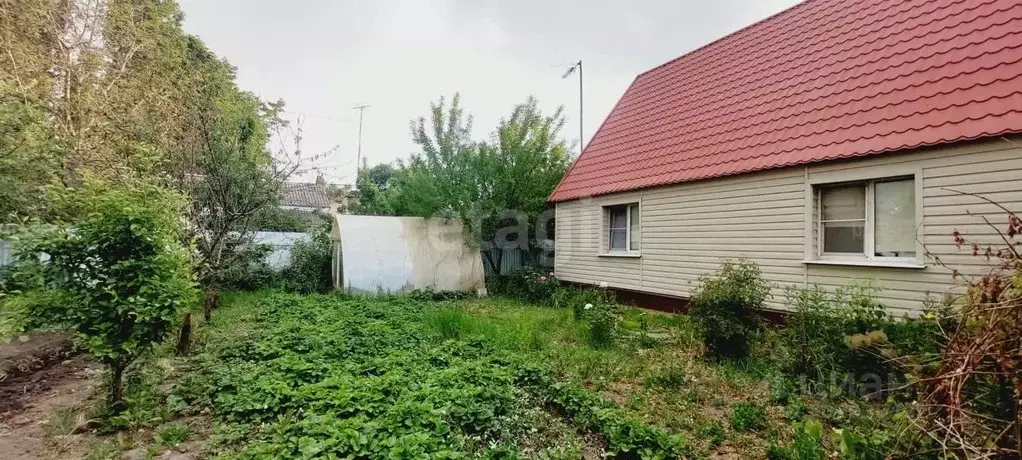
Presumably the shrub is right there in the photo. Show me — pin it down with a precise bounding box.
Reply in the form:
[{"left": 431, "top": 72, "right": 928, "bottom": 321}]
[
  {"left": 23, "top": 179, "right": 198, "bottom": 410},
  {"left": 214, "top": 243, "right": 276, "bottom": 291},
  {"left": 278, "top": 227, "right": 332, "bottom": 294},
  {"left": 911, "top": 208, "right": 1022, "bottom": 456},
  {"left": 782, "top": 283, "right": 945, "bottom": 391},
  {"left": 584, "top": 302, "right": 619, "bottom": 349},
  {"left": 487, "top": 266, "right": 560, "bottom": 305},
  {"left": 689, "top": 259, "right": 770, "bottom": 360},
  {"left": 730, "top": 401, "right": 768, "bottom": 432}
]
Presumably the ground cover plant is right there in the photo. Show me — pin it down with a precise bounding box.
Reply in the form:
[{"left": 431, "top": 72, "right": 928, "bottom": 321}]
[{"left": 169, "top": 292, "right": 685, "bottom": 458}]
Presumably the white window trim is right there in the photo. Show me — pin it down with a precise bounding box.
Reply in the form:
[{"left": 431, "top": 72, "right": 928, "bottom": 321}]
[
  {"left": 600, "top": 202, "right": 641, "bottom": 257},
  {"left": 803, "top": 166, "right": 924, "bottom": 269}
]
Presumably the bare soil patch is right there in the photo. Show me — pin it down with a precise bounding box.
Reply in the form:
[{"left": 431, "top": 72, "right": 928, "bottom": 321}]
[
  {"left": 0, "top": 331, "right": 75, "bottom": 382},
  {"left": 0, "top": 332, "right": 100, "bottom": 460}
]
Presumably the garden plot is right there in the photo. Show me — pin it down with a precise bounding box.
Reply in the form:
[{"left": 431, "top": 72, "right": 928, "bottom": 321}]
[{"left": 168, "top": 293, "right": 684, "bottom": 458}]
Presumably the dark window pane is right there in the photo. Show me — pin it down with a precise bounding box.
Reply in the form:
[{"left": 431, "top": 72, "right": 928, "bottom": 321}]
[
  {"left": 609, "top": 229, "right": 627, "bottom": 251},
  {"left": 823, "top": 221, "right": 864, "bottom": 254},
  {"left": 609, "top": 206, "right": 628, "bottom": 229}
]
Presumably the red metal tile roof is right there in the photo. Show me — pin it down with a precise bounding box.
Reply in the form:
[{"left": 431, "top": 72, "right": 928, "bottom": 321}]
[{"left": 549, "top": 0, "right": 1022, "bottom": 202}]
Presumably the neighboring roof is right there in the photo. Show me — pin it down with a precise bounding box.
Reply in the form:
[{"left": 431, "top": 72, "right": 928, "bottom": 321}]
[
  {"left": 280, "top": 182, "right": 331, "bottom": 208},
  {"left": 550, "top": 0, "right": 1022, "bottom": 202}
]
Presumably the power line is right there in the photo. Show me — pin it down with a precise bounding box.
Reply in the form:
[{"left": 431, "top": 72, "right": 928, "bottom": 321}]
[{"left": 283, "top": 111, "right": 354, "bottom": 123}]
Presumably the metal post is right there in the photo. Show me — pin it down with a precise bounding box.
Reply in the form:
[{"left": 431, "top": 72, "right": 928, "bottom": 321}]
[
  {"left": 353, "top": 105, "right": 370, "bottom": 173},
  {"left": 562, "top": 61, "right": 584, "bottom": 154},
  {"left": 577, "top": 60, "right": 583, "bottom": 153}
]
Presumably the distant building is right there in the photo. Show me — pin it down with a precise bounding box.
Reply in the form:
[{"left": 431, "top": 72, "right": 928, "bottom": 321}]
[{"left": 279, "top": 181, "right": 334, "bottom": 226}]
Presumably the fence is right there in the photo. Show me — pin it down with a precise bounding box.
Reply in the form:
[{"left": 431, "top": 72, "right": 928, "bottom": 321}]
[
  {"left": 481, "top": 247, "right": 554, "bottom": 276},
  {"left": 252, "top": 231, "right": 311, "bottom": 269}
]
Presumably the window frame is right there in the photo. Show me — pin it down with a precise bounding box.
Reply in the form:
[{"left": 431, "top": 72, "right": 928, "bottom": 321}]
[
  {"left": 804, "top": 167, "right": 924, "bottom": 269},
  {"left": 601, "top": 202, "right": 641, "bottom": 257}
]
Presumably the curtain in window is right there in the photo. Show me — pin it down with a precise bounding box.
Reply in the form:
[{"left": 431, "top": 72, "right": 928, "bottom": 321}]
[
  {"left": 608, "top": 206, "right": 628, "bottom": 250},
  {"left": 821, "top": 184, "right": 865, "bottom": 253},
  {"left": 874, "top": 180, "right": 915, "bottom": 257},
  {"left": 629, "top": 204, "right": 640, "bottom": 251}
]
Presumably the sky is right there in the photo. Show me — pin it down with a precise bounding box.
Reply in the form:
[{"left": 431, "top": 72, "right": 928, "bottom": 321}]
[{"left": 176, "top": 0, "right": 802, "bottom": 185}]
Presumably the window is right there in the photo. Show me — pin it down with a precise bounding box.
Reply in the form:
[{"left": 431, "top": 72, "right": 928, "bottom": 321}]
[
  {"left": 817, "top": 177, "right": 916, "bottom": 260},
  {"left": 605, "top": 203, "right": 639, "bottom": 253}
]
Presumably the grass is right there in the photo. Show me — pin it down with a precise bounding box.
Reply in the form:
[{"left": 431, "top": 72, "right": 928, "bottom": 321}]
[
  {"left": 154, "top": 422, "right": 192, "bottom": 447},
  {"left": 63, "top": 290, "right": 900, "bottom": 458},
  {"left": 165, "top": 292, "right": 683, "bottom": 458}
]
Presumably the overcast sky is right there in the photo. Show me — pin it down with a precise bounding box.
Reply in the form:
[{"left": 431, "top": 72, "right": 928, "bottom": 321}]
[{"left": 176, "top": 0, "right": 802, "bottom": 185}]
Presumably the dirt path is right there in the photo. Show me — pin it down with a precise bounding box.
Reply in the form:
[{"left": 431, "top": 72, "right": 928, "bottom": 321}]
[{"left": 0, "top": 332, "right": 101, "bottom": 460}]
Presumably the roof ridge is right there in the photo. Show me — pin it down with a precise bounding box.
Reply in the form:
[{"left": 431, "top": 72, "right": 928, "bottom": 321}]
[
  {"left": 634, "top": 0, "right": 816, "bottom": 80},
  {"left": 612, "top": 0, "right": 1010, "bottom": 134},
  {"left": 579, "top": 44, "right": 1022, "bottom": 162},
  {"left": 550, "top": 0, "right": 1022, "bottom": 202}
]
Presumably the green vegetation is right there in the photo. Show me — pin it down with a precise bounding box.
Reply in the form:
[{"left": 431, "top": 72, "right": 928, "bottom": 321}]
[
  {"left": 688, "top": 259, "right": 770, "bottom": 360},
  {"left": 170, "top": 293, "right": 683, "bottom": 458},
  {"left": 730, "top": 402, "right": 768, "bottom": 432},
  {"left": 353, "top": 95, "right": 571, "bottom": 274},
  {"left": 48, "top": 283, "right": 924, "bottom": 458},
  {"left": 21, "top": 179, "right": 197, "bottom": 410}
]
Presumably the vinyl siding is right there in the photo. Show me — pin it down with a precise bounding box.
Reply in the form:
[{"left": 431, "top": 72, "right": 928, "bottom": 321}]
[{"left": 554, "top": 137, "right": 1022, "bottom": 316}]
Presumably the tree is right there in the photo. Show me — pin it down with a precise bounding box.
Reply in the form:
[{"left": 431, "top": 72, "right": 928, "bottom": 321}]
[
  {"left": 372, "top": 94, "right": 570, "bottom": 273},
  {"left": 1, "top": 0, "right": 305, "bottom": 276},
  {"left": 476, "top": 97, "right": 571, "bottom": 272},
  {"left": 24, "top": 178, "right": 198, "bottom": 410},
  {"left": 0, "top": 88, "right": 63, "bottom": 218},
  {"left": 350, "top": 161, "right": 409, "bottom": 216}
]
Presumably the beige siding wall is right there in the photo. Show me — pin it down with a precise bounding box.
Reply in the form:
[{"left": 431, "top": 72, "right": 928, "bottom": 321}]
[{"left": 555, "top": 137, "right": 1022, "bottom": 315}]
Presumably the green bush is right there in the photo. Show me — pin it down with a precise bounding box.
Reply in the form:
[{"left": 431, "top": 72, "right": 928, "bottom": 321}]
[
  {"left": 584, "top": 302, "right": 620, "bottom": 349},
  {"left": 215, "top": 243, "right": 276, "bottom": 291},
  {"left": 278, "top": 228, "right": 332, "bottom": 294},
  {"left": 730, "top": 401, "right": 767, "bottom": 432},
  {"left": 689, "top": 259, "right": 770, "bottom": 360},
  {"left": 781, "top": 283, "right": 947, "bottom": 390},
  {"left": 487, "top": 266, "right": 560, "bottom": 305},
  {"left": 23, "top": 179, "right": 198, "bottom": 410}
]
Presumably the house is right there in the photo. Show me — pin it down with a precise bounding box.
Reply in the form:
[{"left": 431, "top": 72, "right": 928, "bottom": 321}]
[
  {"left": 280, "top": 181, "right": 333, "bottom": 213},
  {"left": 549, "top": 0, "right": 1022, "bottom": 315}
]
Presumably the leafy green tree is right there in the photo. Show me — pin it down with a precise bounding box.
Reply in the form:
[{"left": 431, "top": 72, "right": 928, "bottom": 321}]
[
  {"left": 23, "top": 178, "right": 198, "bottom": 410},
  {"left": 350, "top": 161, "right": 409, "bottom": 216},
  {"left": 476, "top": 97, "right": 571, "bottom": 271},
  {"left": 383, "top": 94, "right": 570, "bottom": 273},
  {"left": 0, "top": 89, "right": 63, "bottom": 218}
]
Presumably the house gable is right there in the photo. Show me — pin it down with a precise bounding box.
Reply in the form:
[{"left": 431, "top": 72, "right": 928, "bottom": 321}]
[{"left": 550, "top": 0, "right": 1022, "bottom": 202}]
